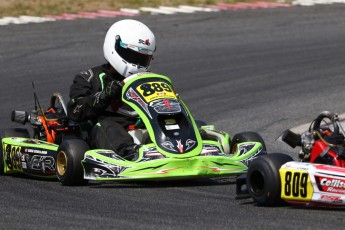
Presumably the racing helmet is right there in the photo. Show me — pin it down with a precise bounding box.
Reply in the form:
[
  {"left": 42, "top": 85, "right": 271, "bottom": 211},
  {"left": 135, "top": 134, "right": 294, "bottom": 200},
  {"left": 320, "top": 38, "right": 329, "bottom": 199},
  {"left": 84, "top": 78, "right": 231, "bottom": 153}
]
[{"left": 103, "top": 19, "right": 156, "bottom": 78}]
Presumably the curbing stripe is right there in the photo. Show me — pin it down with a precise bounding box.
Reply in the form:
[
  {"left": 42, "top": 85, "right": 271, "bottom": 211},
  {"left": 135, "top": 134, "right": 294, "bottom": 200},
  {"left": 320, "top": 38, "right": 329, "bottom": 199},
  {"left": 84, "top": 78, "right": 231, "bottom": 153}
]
[
  {"left": 19, "top": 16, "right": 56, "bottom": 23},
  {"left": 159, "top": 6, "right": 195, "bottom": 13},
  {"left": 178, "top": 5, "right": 219, "bottom": 12},
  {"left": 205, "top": 4, "right": 229, "bottom": 10},
  {"left": 98, "top": 10, "right": 138, "bottom": 17},
  {"left": 0, "top": 16, "right": 55, "bottom": 25},
  {"left": 293, "top": 0, "right": 345, "bottom": 5},
  {"left": 0, "top": 2, "right": 297, "bottom": 26},
  {"left": 139, "top": 7, "right": 176, "bottom": 15},
  {"left": 120, "top": 8, "right": 141, "bottom": 15},
  {"left": 78, "top": 11, "right": 119, "bottom": 18}
]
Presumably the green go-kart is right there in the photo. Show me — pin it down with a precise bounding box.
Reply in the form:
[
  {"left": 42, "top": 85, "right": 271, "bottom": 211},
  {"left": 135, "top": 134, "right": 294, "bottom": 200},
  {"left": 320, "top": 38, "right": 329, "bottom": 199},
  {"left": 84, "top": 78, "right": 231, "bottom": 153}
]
[{"left": 1, "top": 73, "right": 266, "bottom": 185}]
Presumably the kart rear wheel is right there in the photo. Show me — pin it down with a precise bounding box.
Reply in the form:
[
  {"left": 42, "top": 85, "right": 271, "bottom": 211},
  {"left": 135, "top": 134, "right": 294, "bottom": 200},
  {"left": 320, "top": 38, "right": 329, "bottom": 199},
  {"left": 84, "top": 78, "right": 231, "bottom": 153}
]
[
  {"left": 230, "top": 132, "right": 267, "bottom": 155},
  {"left": 0, "top": 128, "right": 30, "bottom": 175},
  {"left": 56, "top": 139, "right": 89, "bottom": 186},
  {"left": 246, "top": 153, "right": 293, "bottom": 206}
]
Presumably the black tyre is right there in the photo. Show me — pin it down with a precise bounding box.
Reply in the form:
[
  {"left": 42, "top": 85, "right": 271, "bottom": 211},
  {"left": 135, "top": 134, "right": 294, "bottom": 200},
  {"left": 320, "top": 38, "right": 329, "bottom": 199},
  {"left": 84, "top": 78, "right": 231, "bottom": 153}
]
[
  {"left": 246, "top": 153, "right": 293, "bottom": 206},
  {"left": 0, "top": 128, "right": 30, "bottom": 175},
  {"left": 230, "top": 132, "right": 267, "bottom": 155},
  {"left": 56, "top": 139, "right": 89, "bottom": 186}
]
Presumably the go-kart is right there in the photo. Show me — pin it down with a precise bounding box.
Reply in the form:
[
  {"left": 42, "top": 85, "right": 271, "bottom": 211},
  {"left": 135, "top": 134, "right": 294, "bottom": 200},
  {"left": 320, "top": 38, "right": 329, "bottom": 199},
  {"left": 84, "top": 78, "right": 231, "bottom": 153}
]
[
  {"left": 1, "top": 73, "right": 266, "bottom": 186},
  {"left": 236, "top": 111, "right": 345, "bottom": 206}
]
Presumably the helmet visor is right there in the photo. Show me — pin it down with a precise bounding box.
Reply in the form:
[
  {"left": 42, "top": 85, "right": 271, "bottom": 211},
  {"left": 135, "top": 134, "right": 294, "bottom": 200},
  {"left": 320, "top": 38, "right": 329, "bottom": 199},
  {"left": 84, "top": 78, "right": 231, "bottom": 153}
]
[{"left": 115, "top": 37, "right": 153, "bottom": 68}]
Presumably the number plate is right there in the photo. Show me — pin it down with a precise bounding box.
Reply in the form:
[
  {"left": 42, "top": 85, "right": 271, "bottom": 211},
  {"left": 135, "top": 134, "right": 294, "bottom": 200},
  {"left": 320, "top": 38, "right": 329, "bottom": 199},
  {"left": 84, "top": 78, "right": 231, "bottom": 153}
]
[
  {"left": 280, "top": 168, "right": 314, "bottom": 201},
  {"left": 136, "top": 81, "right": 176, "bottom": 103}
]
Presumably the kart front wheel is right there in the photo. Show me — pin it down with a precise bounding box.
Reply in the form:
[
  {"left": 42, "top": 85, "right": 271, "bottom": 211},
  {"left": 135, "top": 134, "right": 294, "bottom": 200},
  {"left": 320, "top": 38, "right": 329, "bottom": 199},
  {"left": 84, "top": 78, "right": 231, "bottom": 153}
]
[
  {"left": 230, "top": 132, "right": 267, "bottom": 155},
  {"left": 0, "top": 128, "right": 30, "bottom": 175},
  {"left": 246, "top": 153, "right": 293, "bottom": 206},
  {"left": 56, "top": 139, "right": 89, "bottom": 186}
]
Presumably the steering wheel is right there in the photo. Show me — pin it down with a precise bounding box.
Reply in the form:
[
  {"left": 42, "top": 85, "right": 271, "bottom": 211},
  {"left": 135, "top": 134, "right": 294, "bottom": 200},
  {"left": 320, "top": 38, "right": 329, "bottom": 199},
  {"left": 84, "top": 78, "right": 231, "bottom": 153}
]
[
  {"left": 310, "top": 111, "right": 345, "bottom": 147},
  {"left": 50, "top": 93, "right": 68, "bottom": 117},
  {"left": 311, "top": 111, "right": 339, "bottom": 134}
]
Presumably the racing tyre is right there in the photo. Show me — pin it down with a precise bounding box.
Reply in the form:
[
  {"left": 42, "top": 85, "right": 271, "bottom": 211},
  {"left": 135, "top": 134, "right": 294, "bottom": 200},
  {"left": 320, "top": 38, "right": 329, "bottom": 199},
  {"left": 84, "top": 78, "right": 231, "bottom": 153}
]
[
  {"left": 230, "top": 132, "right": 267, "bottom": 155},
  {"left": 0, "top": 128, "right": 30, "bottom": 175},
  {"left": 56, "top": 139, "right": 89, "bottom": 186},
  {"left": 246, "top": 153, "right": 293, "bottom": 206}
]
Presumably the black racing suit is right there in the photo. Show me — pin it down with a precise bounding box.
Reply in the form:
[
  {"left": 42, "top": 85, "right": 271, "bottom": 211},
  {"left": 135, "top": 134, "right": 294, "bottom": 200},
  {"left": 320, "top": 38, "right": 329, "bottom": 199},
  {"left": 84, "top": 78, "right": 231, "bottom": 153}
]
[{"left": 67, "top": 63, "right": 137, "bottom": 156}]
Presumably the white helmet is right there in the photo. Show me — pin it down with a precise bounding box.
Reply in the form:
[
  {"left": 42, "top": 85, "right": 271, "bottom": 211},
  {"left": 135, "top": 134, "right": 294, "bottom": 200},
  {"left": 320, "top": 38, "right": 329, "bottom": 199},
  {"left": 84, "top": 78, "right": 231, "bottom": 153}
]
[{"left": 103, "top": 19, "right": 156, "bottom": 78}]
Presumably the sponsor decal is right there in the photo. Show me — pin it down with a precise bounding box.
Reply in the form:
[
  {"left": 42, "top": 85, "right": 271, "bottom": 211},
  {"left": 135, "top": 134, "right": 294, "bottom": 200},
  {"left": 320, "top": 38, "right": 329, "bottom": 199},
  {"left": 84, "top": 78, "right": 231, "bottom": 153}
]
[
  {"left": 316, "top": 176, "right": 345, "bottom": 194},
  {"left": 22, "top": 154, "right": 55, "bottom": 172},
  {"left": 177, "top": 140, "right": 184, "bottom": 153},
  {"left": 281, "top": 162, "right": 311, "bottom": 171},
  {"left": 139, "top": 39, "right": 150, "bottom": 46},
  {"left": 150, "top": 99, "right": 181, "bottom": 114},
  {"left": 318, "top": 195, "right": 342, "bottom": 204},
  {"left": 161, "top": 141, "right": 176, "bottom": 152},
  {"left": 25, "top": 148, "right": 48, "bottom": 155},
  {"left": 126, "top": 87, "right": 152, "bottom": 119},
  {"left": 185, "top": 139, "right": 196, "bottom": 151}
]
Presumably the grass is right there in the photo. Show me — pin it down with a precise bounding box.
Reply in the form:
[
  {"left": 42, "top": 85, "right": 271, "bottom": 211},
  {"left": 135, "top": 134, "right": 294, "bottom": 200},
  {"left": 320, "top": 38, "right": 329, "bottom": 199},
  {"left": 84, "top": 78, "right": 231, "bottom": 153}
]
[{"left": 0, "top": 0, "right": 279, "bottom": 17}]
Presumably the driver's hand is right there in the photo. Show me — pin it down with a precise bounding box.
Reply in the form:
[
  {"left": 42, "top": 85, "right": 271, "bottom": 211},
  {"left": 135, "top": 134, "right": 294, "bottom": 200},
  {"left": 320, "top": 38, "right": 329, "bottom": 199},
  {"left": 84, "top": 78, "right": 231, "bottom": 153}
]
[{"left": 105, "top": 80, "right": 122, "bottom": 98}]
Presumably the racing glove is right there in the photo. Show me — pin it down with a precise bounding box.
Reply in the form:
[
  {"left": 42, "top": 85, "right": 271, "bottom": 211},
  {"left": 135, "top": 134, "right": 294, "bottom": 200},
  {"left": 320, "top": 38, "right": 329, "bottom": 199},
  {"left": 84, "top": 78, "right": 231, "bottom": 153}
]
[
  {"left": 104, "top": 80, "right": 122, "bottom": 99},
  {"left": 93, "top": 80, "right": 122, "bottom": 109}
]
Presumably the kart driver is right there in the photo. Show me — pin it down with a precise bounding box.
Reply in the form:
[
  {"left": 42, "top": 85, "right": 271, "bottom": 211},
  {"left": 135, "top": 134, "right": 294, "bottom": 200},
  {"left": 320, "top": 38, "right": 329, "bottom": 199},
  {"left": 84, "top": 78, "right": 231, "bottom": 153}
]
[{"left": 67, "top": 19, "right": 156, "bottom": 159}]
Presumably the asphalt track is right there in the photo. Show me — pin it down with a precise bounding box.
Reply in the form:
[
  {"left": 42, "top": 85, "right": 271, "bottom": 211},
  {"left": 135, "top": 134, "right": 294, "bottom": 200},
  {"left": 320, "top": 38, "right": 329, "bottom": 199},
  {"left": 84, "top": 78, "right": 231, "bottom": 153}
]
[{"left": 1, "top": 4, "right": 345, "bottom": 230}]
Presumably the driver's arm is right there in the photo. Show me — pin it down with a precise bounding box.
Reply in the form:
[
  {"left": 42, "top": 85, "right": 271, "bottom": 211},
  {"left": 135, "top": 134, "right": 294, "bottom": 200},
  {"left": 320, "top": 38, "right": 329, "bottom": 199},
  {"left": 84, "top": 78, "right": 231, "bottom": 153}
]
[{"left": 67, "top": 73, "right": 109, "bottom": 122}]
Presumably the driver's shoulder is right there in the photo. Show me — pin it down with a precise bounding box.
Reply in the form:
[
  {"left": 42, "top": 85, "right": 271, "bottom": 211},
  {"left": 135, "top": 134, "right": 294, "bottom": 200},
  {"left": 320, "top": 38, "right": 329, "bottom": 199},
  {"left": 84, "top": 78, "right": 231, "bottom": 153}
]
[{"left": 75, "top": 64, "right": 108, "bottom": 83}]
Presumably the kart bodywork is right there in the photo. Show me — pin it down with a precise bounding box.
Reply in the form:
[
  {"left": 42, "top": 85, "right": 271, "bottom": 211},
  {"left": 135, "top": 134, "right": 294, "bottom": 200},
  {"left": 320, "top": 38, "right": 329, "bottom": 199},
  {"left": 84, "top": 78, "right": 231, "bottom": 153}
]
[{"left": 1, "top": 73, "right": 266, "bottom": 184}]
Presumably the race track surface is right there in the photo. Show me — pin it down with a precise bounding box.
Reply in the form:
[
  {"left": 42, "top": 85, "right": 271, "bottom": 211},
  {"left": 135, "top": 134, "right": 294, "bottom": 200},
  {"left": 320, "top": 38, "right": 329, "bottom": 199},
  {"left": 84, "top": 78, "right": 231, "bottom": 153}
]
[{"left": 1, "top": 5, "right": 345, "bottom": 229}]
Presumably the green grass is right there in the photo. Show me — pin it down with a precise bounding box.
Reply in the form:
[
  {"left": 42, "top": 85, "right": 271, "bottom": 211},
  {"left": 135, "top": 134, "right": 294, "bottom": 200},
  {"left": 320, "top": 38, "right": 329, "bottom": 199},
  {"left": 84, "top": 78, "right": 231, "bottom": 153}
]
[{"left": 0, "top": 0, "right": 280, "bottom": 17}]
